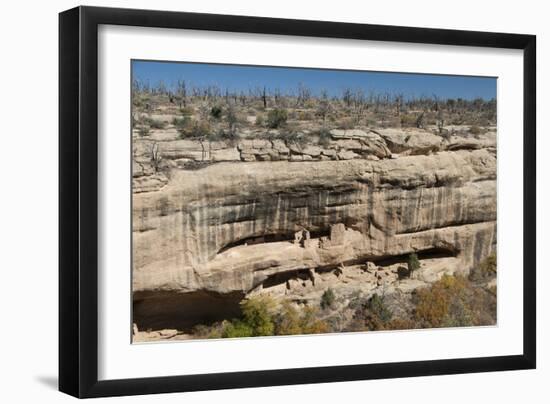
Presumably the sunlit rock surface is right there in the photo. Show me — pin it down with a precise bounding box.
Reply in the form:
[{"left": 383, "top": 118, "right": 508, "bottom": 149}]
[{"left": 132, "top": 146, "right": 496, "bottom": 295}]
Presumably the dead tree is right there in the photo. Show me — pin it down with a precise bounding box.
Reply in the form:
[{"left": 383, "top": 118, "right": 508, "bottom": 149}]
[
  {"left": 148, "top": 141, "right": 163, "bottom": 173},
  {"left": 273, "top": 88, "right": 281, "bottom": 106},
  {"left": 416, "top": 111, "right": 425, "bottom": 129},
  {"left": 176, "top": 80, "right": 187, "bottom": 108},
  {"left": 296, "top": 83, "right": 311, "bottom": 107},
  {"left": 436, "top": 110, "right": 451, "bottom": 140},
  {"left": 394, "top": 94, "right": 403, "bottom": 116},
  {"left": 342, "top": 88, "right": 353, "bottom": 108},
  {"left": 352, "top": 90, "right": 367, "bottom": 125},
  {"left": 225, "top": 102, "right": 238, "bottom": 137},
  {"left": 436, "top": 110, "right": 445, "bottom": 135},
  {"left": 316, "top": 90, "right": 332, "bottom": 124}
]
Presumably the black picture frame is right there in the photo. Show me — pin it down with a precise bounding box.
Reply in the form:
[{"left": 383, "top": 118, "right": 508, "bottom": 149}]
[{"left": 59, "top": 5, "right": 536, "bottom": 398}]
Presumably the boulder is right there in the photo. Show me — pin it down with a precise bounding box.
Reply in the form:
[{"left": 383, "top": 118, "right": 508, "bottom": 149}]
[
  {"left": 376, "top": 128, "right": 442, "bottom": 155},
  {"left": 272, "top": 139, "right": 290, "bottom": 154},
  {"left": 330, "top": 129, "right": 371, "bottom": 139},
  {"left": 321, "top": 149, "right": 337, "bottom": 158},
  {"left": 301, "top": 145, "right": 322, "bottom": 157},
  {"left": 252, "top": 139, "right": 272, "bottom": 149},
  {"left": 337, "top": 150, "right": 360, "bottom": 160},
  {"left": 288, "top": 142, "right": 303, "bottom": 154}
]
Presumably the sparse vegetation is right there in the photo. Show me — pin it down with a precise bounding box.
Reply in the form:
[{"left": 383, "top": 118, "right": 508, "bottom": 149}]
[
  {"left": 214, "top": 296, "right": 329, "bottom": 338},
  {"left": 179, "top": 106, "right": 194, "bottom": 116},
  {"left": 412, "top": 274, "right": 496, "bottom": 328},
  {"left": 172, "top": 115, "right": 191, "bottom": 129},
  {"left": 320, "top": 288, "right": 336, "bottom": 310},
  {"left": 210, "top": 105, "right": 223, "bottom": 119},
  {"left": 344, "top": 271, "right": 496, "bottom": 332},
  {"left": 131, "top": 76, "right": 497, "bottom": 342},
  {"left": 177, "top": 118, "right": 211, "bottom": 139},
  {"left": 407, "top": 252, "right": 420, "bottom": 277},
  {"left": 221, "top": 296, "right": 275, "bottom": 338},
  {"left": 143, "top": 116, "right": 166, "bottom": 129},
  {"left": 347, "top": 293, "right": 394, "bottom": 331},
  {"left": 255, "top": 114, "right": 265, "bottom": 127},
  {"left": 225, "top": 103, "right": 239, "bottom": 136},
  {"left": 147, "top": 141, "right": 163, "bottom": 173},
  {"left": 469, "top": 125, "right": 486, "bottom": 136},
  {"left": 267, "top": 108, "right": 288, "bottom": 128},
  {"left": 132, "top": 78, "right": 496, "bottom": 149},
  {"left": 180, "top": 263, "right": 496, "bottom": 340},
  {"left": 137, "top": 125, "right": 150, "bottom": 137},
  {"left": 469, "top": 252, "right": 497, "bottom": 282},
  {"left": 275, "top": 301, "right": 328, "bottom": 335},
  {"left": 317, "top": 128, "right": 332, "bottom": 147}
]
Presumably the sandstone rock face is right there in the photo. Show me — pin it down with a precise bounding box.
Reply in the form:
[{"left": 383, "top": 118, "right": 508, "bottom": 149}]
[
  {"left": 375, "top": 128, "right": 443, "bottom": 155},
  {"left": 132, "top": 148, "right": 496, "bottom": 297}
]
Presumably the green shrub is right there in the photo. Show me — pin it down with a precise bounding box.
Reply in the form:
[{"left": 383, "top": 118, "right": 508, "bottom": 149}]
[
  {"left": 267, "top": 108, "right": 288, "bottom": 128},
  {"left": 219, "top": 295, "right": 330, "bottom": 339},
  {"left": 255, "top": 114, "right": 265, "bottom": 127},
  {"left": 210, "top": 105, "right": 223, "bottom": 119},
  {"left": 137, "top": 125, "right": 150, "bottom": 137},
  {"left": 349, "top": 293, "right": 393, "bottom": 331},
  {"left": 407, "top": 252, "right": 420, "bottom": 276},
  {"left": 320, "top": 288, "right": 336, "bottom": 310},
  {"left": 220, "top": 296, "right": 276, "bottom": 339},
  {"left": 366, "top": 119, "right": 378, "bottom": 127},
  {"left": 225, "top": 105, "right": 239, "bottom": 135},
  {"left": 143, "top": 117, "right": 166, "bottom": 129},
  {"left": 207, "top": 129, "right": 239, "bottom": 143},
  {"left": 177, "top": 118, "right": 211, "bottom": 139},
  {"left": 274, "top": 301, "right": 302, "bottom": 335},
  {"left": 367, "top": 294, "right": 392, "bottom": 324},
  {"left": 469, "top": 253, "right": 496, "bottom": 282},
  {"left": 413, "top": 274, "right": 469, "bottom": 328},
  {"left": 400, "top": 113, "right": 417, "bottom": 128},
  {"left": 337, "top": 117, "right": 354, "bottom": 130},
  {"left": 240, "top": 296, "right": 275, "bottom": 336},
  {"left": 179, "top": 106, "right": 194, "bottom": 116},
  {"left": 192, "top": 323, "right": 224, "bottom": 339},
  {"left": 299, "top": 306, "right": 329, "bottom": 334},
  {"left": 407, "top": 273, "right": 497, "bottom": 329},
  {"left": 172, "top": 116, "right": 191, "bottom": 129},
  {"left": 221, "top": 321, "right": 253, "bottom": 338},
  {"left": 298, "top": 110, "right": 315, "bottom": 121},
  {"left": 469, "top": 125, "right": 483, "bottom": 135},
  {"left": 480, "top": 253, "right": 497, "bottom": 274},
  {"left": 317, "top": 128, "right": 332, "bottom": 147}
]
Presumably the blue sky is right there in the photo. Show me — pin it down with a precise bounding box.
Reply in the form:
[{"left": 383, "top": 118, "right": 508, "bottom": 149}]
[{"left": 132, "top": 60, "right": 496, "bottom": 101}]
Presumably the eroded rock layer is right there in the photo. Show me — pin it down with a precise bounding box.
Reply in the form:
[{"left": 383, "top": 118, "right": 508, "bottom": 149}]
[{"left": 133, "top": 148, "right": 496, "bottom": 298}]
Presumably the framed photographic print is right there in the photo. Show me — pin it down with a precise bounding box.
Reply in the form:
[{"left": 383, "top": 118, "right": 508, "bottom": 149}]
[{"left": 59, "top": 6, "right": 536, "bottom": 398}]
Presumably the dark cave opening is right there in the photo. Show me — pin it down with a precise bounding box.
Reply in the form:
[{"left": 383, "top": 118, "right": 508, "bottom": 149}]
[
  {"left": 133, "top": 290, "right": 244, "bottom": 333},
  {"left": 261, "top": 268, "right": 312, "bottom": 289},
  {"left": 373, "top": 246, "right": 458, "bottom": 267}
]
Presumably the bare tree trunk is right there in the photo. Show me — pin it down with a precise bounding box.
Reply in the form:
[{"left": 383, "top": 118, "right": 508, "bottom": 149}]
[{"left": 199, "top": 139, "right": 206, "bottom": 161}]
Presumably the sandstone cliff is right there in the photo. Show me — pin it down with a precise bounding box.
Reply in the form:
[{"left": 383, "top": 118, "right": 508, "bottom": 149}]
[{"left": 133, "top": 131, "right": 496, "bottom": 300}]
